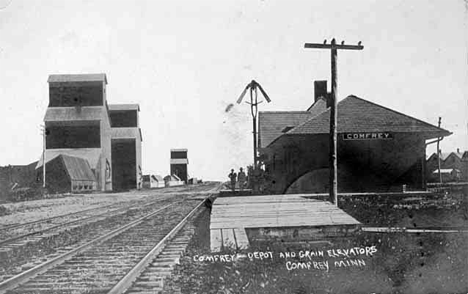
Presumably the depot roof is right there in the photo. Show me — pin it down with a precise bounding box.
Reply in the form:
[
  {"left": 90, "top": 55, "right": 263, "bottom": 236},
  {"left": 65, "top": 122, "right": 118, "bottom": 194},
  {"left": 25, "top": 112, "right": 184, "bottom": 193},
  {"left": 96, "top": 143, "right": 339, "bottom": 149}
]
[
  {"left": 264, "top": 95, "right": 451, "bottom": 145},
  {"left": 258, "top": 111, "right": 316, "bottom": 148}
]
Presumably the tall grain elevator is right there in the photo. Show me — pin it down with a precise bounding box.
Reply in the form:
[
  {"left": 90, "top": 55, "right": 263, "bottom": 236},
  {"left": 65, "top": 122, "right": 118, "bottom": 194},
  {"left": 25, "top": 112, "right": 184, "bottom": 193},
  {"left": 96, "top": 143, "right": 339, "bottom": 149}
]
[
  {"left": 170, "top": 149, "right": 188, "bottom": 183},
  {"left": 36, "top": 73, "right": 143, "bottom": 192}
]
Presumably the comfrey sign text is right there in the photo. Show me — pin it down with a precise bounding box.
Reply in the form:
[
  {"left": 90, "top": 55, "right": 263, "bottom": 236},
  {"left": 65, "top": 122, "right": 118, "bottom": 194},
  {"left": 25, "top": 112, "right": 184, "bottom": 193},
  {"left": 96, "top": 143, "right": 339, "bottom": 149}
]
[{"left": 342, "top": 132, "right": 393, "bottom": 140}]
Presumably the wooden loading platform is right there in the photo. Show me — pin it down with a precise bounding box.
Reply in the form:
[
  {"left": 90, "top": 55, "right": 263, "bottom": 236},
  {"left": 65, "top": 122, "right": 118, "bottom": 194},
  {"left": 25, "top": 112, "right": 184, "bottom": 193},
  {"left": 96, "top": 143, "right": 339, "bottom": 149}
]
[{"left": 210, "top": 194, "right": 361, "bottom": 252}]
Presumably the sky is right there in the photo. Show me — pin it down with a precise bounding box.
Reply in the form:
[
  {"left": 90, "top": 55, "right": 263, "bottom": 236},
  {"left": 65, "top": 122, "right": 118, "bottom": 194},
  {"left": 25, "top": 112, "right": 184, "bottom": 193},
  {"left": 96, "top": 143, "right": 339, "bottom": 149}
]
[{"left": 0, "top": 0, "right": 467, "bottom": 181}]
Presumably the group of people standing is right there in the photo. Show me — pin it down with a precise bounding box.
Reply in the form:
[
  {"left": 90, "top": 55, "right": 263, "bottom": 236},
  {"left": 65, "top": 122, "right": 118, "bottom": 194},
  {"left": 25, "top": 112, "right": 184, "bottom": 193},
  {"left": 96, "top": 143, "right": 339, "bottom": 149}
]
[{"left": 228, "top": 167, "right": 247, "bottom": 191}]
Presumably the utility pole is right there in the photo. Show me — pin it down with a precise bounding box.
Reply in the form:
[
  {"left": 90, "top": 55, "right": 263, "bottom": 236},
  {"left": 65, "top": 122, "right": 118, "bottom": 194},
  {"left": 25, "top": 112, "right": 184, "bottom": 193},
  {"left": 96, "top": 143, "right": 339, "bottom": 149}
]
[
  {"left": 40, "top": 125, "right": 47, "bottom": 188},
  {"left": 437, "top": 117, "right": 442, "bottom": 184},
  {"left": 304, "top": 38, "right": 363, "bottom": 205}
]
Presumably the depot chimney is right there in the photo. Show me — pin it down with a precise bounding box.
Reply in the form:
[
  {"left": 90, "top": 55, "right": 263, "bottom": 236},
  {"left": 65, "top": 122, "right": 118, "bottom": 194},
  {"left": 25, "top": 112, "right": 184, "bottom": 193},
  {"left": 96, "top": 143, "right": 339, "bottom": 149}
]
[{"left": 314, "top": 81, "right": 328, "bottom": 103}]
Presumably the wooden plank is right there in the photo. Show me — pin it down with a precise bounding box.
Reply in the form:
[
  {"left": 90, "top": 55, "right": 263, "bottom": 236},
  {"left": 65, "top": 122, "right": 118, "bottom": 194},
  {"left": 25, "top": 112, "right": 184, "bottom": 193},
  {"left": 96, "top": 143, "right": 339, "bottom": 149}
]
[
  {"left": 212, "top": 216, "right": 358, "bottom": 222},
  {"left": 213, "top": 201, "right": 323, "bottom": 206},
  {"left": 213, "top": 202, "right": 329, "bottom": 207},
  {"left": 212, "top": 213, "right": 338, "bottom": 219},
  {"left": 212, "top": 223, "right": 361, "bottom": 230},
  {"left": 214, "top": 200, "right": 312, "bottom": 205},
  {"left": 211, "top": 195, "right": 361, "bottom": 233},
  {"left": 211, "top": 209, "right": 344, "bottom": 215},
  {"left": 214, "top": 201, "right": 333, "bottom": 205},
  {"left": 213, "top": 205, "right": 350, "bottom": 212},
  {"left": 210, "top": 219, "right": 360, "bottom": 229},
  {"left": 224, "top": 200, "right": 325, "bottom": 204},
  {"left": 214, "top": 203, "right": 334, "bottom": 208},
  {"left": 214, "top": 200, "right": 330, "bottom": 205},
  {"left": 213, "top": 203, "right": 335, "bottom": 210},
  {"left": 234, "top": 228, "right": 249, "bottom": 250},
  {"left": 211, "top": 218, "right": 359, "bottom": 225},
  {"left": 214, "top": 195, "right": 312, "bottom": 204},
  {"left": 215, "top": 197, "right": 329, "bottom": 203},
  {"left": 222, "top": 229, "right": 236, "bottom": 249},
  {"left": 211, "top": 214, "right": 359, "bottom": 220},
  {"left": 210, "top": 229, "right": 223, "bottom": 252},
  {"left": 211, "top": 220, "right": 361, "bottom": 228},
  {"left": 212, "top": 208, "right": 339, "bottom": 214},
  {"left": 212, "top": 205, "right": 336, "bottom": 211},
  {"left": 212, "top": 220, "right": 359, "bottom": 227},
  {"left": 212, "top": 223, "right": 358, "bottom": 230},
  {"left": 212, "top": 214, "right": 359, "bottom": 221},
  {"left": 211, "top": 210, "right": 334, "bottom": 215},
  {"left": 211, "top": 219, "right": 357, "bottom": 225},
  {"left": 215, "top": 198, "right": 313, "bottom": 203},
  {"left": 211, "top": 216, "right": 359, "bottom": 223},
  {"left": 212, "top": 214, "right": 340, "bottom": 219},
  {"left": 213, "top": 210, "right": 339, "bottom": 215}
]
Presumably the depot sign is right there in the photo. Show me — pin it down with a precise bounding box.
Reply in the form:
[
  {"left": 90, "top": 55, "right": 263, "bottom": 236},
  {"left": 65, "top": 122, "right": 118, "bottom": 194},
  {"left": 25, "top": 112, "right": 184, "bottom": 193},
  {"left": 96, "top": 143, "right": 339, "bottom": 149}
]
[{"left": 342, "top": 132, "right": 393, "bottom": 140}]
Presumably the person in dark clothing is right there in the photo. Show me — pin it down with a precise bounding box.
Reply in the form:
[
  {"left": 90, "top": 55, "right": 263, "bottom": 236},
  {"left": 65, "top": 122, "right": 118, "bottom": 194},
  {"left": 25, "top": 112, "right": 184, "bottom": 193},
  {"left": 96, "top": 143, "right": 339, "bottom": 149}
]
[
  {"left": 228, "top": 169, "right": 237, "bottom": 191},
  {"left": 204, "top": 197, "right": 213, "bottom": 213},
  {"left": 238, "top": 167, "right": 246, "bottom": 191}
]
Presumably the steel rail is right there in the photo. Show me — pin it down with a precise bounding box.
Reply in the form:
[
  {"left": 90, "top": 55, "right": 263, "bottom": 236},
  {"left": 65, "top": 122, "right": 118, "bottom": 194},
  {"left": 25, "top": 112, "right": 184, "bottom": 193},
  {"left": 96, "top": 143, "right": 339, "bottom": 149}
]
[
  {"left": 0, "top": 202, "right": 119, "bottom": 232},
  {"left": 0, "top": 183, "right": 218, "bottom": 232},
  {"left": 107, "top": 197, "right": 209, "bottom": 294},
  {"left": 0, "top": 201, "right": 181, "bottom": 294},
  {"left": 0, "top": 198, "right": 168, "bottom": 246}
]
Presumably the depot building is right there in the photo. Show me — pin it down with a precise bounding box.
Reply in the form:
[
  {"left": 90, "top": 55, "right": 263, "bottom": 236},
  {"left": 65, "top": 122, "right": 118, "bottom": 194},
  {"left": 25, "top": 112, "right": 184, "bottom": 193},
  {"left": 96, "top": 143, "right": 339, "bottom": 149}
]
[{"left": 258, "top": 81, "right": 451, "bottom": 194}]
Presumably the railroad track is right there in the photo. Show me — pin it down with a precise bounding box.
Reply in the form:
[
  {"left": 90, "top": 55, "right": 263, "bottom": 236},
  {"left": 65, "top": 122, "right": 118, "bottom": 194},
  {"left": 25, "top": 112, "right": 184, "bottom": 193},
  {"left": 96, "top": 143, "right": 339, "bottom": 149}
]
[
  {"left": 0, "top": 196, "right": 209, "bottom": 294},
  {"left": 0, "top": 203, "right": 119, "bottom": 232},
  {"left": 0, "top": 196, "right": 175, "bottom": 248},
  {"left": 0, "top": 197, "right": 188, "bottom": 283},
  {"left": 0, "top": 182, "right": 219, "bottom": 234},
  {"left": 109, "top": 205, "right": 201, "bottom": 294}
]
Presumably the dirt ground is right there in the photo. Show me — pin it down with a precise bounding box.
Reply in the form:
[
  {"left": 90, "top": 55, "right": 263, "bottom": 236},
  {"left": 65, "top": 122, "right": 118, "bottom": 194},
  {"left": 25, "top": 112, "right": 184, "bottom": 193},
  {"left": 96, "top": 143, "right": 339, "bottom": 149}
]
[
  {"left": 0, "top": 191, "right": 152, "bottom": 226},
  {"left": 164, "top": 191, "right": 468, "bottom": 294},
  {"left": 0, "top": 183, "right": 221, "bottom": 282},
  {"left": 0, "top": 183, "right": 219, "bottom": 226}
]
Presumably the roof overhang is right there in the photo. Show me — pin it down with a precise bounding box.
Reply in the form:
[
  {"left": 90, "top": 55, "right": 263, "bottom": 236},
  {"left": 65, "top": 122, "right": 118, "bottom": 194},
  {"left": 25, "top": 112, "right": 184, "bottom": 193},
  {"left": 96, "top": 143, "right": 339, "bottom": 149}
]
[
  {"left": 44, "top": 107, "right": 104, "bottom": 122},
  {"left": 36, "top": 148, "right": 102, "bottom": 170},
  {"left": 48, "top": 73, "right": 107, "bottom": 84},
  {"left": 111, "top": 128, "right": 142, "bottom": 141},
  {"left": 171, "top": 148, "right": 188, "bottom": 152},
  {"left": 108, "top": 104, "right": 140, "bottom": 111},
  {"left": 171, "top": 158, "right": 189, "bottom": 164}
]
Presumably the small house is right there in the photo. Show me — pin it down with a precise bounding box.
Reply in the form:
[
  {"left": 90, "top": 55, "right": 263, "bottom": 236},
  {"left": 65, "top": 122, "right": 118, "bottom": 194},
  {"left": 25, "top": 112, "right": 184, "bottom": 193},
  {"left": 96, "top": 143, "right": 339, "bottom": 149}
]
[
  {"left": 462, "top": 152, "right": 468, "bottom": 182},
  {"left": 431, "top": 168, "right": 462, "bottom": 183},
  {"left": 427, "top": 149, "right": 467, "bottom": 182}
]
